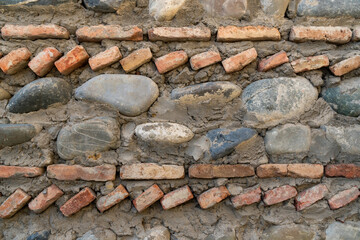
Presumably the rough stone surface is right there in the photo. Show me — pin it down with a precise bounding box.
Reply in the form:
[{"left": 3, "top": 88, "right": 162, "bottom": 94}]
[
  {"left": 297, "top": 0, "right": 360, "bottom": 18},
  {"left": 83, "top": 0, "right": 124, "bottom": 12},
  {"left": 263, "top": 225, "right": 315, "bottom": 240},
  {"left": 260, "top": 0, "right": 290, "bottom": 18},
  {"left": 189, "top": 164, "right": 255, "bottom": 178},
  {"left": 200, "top": 0, "right": 247, "bottom": 18},
  {"left": 160, "top": 185, "right": 194, "bottom": 210},
  {"left": 120, "top": 163, "right": 185, "bottom": 180},
  {"left": 149, "top": 0, "right": 186, "bottom": 21},
  {"left": 47, "top": 164, "right": 116, "bottom": 181},
  {"left": 0, "top": 88, "right": 11, "bottom": 100},
  {"left": 144, "top": 226, "right": 171, "bottom": 240},
  {"left": 323, "top": 125, "right": 360, "bottom": 155},
  {"left": 0, "top": 124, "right": 37, "bottom": 149},
  {"left": 325, "top": 221, "right": 360, "bottom": 240},
  {"left": 308, "top": 129, "right": 340, "bottom": 163},
  {"left": 26, "top": 231, "right": 50, "bottom": 240}
]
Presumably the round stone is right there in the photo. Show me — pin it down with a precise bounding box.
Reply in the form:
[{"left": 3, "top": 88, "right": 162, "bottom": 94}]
[
  {"left": 0, "top": 124, "right": 36, "bottom": 149},
  {"left": 0, "top": 87, "right": 11, "bottom": 100}
]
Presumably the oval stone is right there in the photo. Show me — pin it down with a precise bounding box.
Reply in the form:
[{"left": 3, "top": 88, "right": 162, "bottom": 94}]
[
  {"left": 135, "top": 122, "right": 194, "bottom": 144},
  {"left": 0, "top": 124, "right": 36, "bottom": 149},
  {"left": 6, "top": 77, "right": 72, "bottom": 114},
  {"left": 75, "top": 74, "right": 159, "bottom": 117},
  {"left": 242, "top": 77, "right": 318, "bottom": 128},
  {"left": 297, "top": 0, "right": 360, "bottom": 18}
]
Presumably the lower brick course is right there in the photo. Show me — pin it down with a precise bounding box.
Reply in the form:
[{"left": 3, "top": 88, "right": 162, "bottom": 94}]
[
  {"left": 132, "top": 184, "right": 164, "bottom": 212},
  {"left": 0, "top": 189, "right": 31, "bottom": 219},
  {"left": 197, "top": 186, "right": 230, "bottom": 209},
  {"left": 60, "top": 187, "right": 96, "bottom": 217}
]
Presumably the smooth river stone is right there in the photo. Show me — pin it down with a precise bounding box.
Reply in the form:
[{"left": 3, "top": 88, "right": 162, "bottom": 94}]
[
  {"left": 83, "top": 0, "right": 123, "bottom": 12},
  {"left": 75, "top": 74, "right": 159, "bottom": 117},
  {"left": 297, "top": 0, "right": 360, "bottom": 18},
  {"left": 0, "top": 0, "right": 74, "bottom": 6},
  {"left": 149, "top": 0, "right": 186, "bottom": 21},
  {"left": 0, "top": 124, "right": 37, "bottom": 149}
]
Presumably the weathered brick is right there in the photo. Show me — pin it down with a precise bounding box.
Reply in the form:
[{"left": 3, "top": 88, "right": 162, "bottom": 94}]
[
  {"left": 291, "top": 55, "right": 329, "bottom": 73},
  {"left": 120, "top": 47, "right": 152, "bottom": 73},
  {"left": 231, "top": 186, "right": 262, "bottom": 209},
  {"left": 76, "top": 25, "right": 143, "bottom": 42},
  {"left": 47, "top": 164, "right": 116, "bottom": 182},
  {"left": 120, "top": 163, "right": 184, "bottom": 180},
  {"left": 54, "top": 45, "right": 89, "bottom": 75},
  {"left": 256, "top": 164, "right": 288, "bottom": 178},
  {"left": 190, "top": 51, "right": 222, "bottom": 70},
  {"left": 0, "top": 189, "right": 31, "bottom": 219},
  {"left": 263, "top": 185, "right": 297, "bottom": 206},
  {"left": 287, "top": 164, "right": 324, "bottom": 179},
  {"left": 197, "top": 186, "right": 230, "bottom": 209},
  {"left": 189, "top": 164, "right": 255, "bottom": 179},
  {"left": 1, "top": 24, "right": 69, "bottom": 40},
  {"left": 60, "top": 187, "right": 96, "bottom": 217},
  {"left": 28, "top": 184, "right": 64, "bottom": 213},
  {"left": 155, "top": 51, "right": 188, "bottom": 74},
  {"left": 222, "top": 48, "right": 257, "bottom": 73},
  {"left": 160, "top": 185, "right": 194, "bottom": 210},
  {"left": 132, "top": 184, "right": 164, "bottom": 212},
  {"left": 0, "top": 47, "right": 31, "bottom": 75},
  {"left": 258, "top": 50, "right": 289, "bottom": 72},
  {"left": 0, "top": 165, "right": 44, "bottom": 178},
  {"left": 289, "top": 26, "right": 352, "bottom": 44},
  {"left": 325, "top": 164, "right": 360, "bottom": 178},
  {"left": 217, "top": 26, "right": 281, "bottom": 42},
  {"left": 329, "top": 55, "right": 360, "bottom": 76},
  {"left": 295, "top": 184, "right": 328, "bottom": 211},
  {"left": 328, "top": 187, "right": 360, "bottom": 210},
  {"left": 89, "top": 46, "right": 122, "bottom": 71},
  {"left": 96, "top": 184, "right": 129, "bottom": 213},
  {"left": 148, "top": 27, "right": 211, "bottom": 42},
  {"left": 28, "top": 47, "right": 62, "bottom": 77},
  {"left": 353, "top": 26, "right": 360, "bottom": 41}
]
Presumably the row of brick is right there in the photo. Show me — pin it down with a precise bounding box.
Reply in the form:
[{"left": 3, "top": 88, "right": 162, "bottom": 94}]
[{"left": 1, "top": 163, "right": 359, "bottom": 180}]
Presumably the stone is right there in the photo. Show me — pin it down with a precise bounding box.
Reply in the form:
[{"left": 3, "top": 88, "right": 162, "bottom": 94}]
[
  {"left": 1, "top": 24, "right": 69, "bottom": 40},
  {"left": 289, "top": 26, "right": 352, "bottom": 44},
  {"left": 308, "top": 129, "right": 340, "bottom": 163},
  {"left": 120, "top": 163, "right": 185, "bottom": 180},
  {"left": 197, "top": 186, "right": 230, "bottom": 209},
  {"left": 54, "top": 45, "right": 89, "bottom": 75},
  {"left": 222, "top": 47, "right": 257, "bottom": 73},
  {"left": 26, "top": 231, "right": 50, "bottom": 240},
  {"left": 160, "top": 185, "right": 194, "bottom": 210},
  {"left": 242, "top": 77, "right": 318, "bottom": 128},
  {"left": 326, "top": 221, "right": 360, "bottom": 240},
  {"left": 0, "top": 88, "right": 11, "bottom": 100},
  {"left": 329, "top": 56, "right": 360, "bottom": 76},
  {"left": 295, "top": 184, "right": 328, "bottom": 211},
  {"left": 89, "top": 46, "right": 122, "bottom": 71},
  {"left": 263, "top": 225, "right": 315, "bottom": 240},
  {"left": 96, "top": 184, "right": 129, "bottom": 213},
  {"left": 323, "top": 125, "right": 360, "bottom": 155},
  {"left": 231, "top": 186, "right": 261, "bottom": 208},
  {"left": 28, "top": 47, "right": 62, "bottom": 77},
  {"left": 258, "top": 50, "right": 289, "bottom": 72},
  {"left": 77, "top": 229, "right": 116, "bottom": 240},
  {"left": 190, "top": 51, "right": 222, "bottom": 70},
  {"left": 28, "top": 184, "right": 64, "bottom": 213},
  {"left": 145, "top": 226, "right": 171, "bottom": 240},
  {"left": 149, "top": 0, "right": 186, "bottom": 21},
  {"left": 297, "top": 0, "right": 360, "bottom": 18},
  {"left": 256, "top": 164, "right": 288, "bottom": 178},
  {"left": 60, "top": 187, "right": 96, "bottom": 217},
  {"left": 76, "top": 25, "right": 143, "bottom": 42},
  {"left": 0, "top": 124, "right": 37, "bottom": 148},
  {"left": 263, "top": 185, "right": 297, "bottom": 205},
  {"left": 0, "top": 47, "right": 32, "bottom": 75},
  {"left": 0, "top": 189, "right": 31, "bottom": 219},
  {"left": 155, "top": 51, "right": 188, "bottom": 74},
  {"left": 217, "top": 26, "right": 281, "bottom": 42},
  {"left": 260, "top": 0, "right": 290, "bottom": 18},
  {"left": 132, "top": 184, "right": 164, "bottom": 212},
  {"left": 148, "top": 27, "right": 211, "bottom": 42},
  {"left": 83, "top": 0, "right": 124, "bottom": 12},
  {"left": 325, "top": 164, "right": 360, "bottom": 178},
  {"left": 290, "top": 55, "right": 329, "bottom": 73},
  {"left": 189, "top": 164, "right": 255, "bottom": 178},
  {"left": 0, "top": 166, "right": 44, "bottom": 178},
  {"left": 328, "top": 187, "right": 360, "bottom": 210},
  {"left": 200, "top": 0, "right": 247, "bottom": 19},
  {"left": 300, "top": 98, "right": 335, "bottom": 128},
  {"left": 0, "top": 0, "right": 73, "bottom": 6},
  {"left": 287, "top": 164, "right": 324, "bottom": 179},
  {"left": 56, "top": 117, "right": 120, "bottom": 160},
  {"left": 75, "top": 74, "right": 159, "bottom": 117},
  {"left": 47, "top": 164, "right": 116, "bottom": 181},
  {"left": 120, "top": 48, "right": 152, "bottom": 73}
]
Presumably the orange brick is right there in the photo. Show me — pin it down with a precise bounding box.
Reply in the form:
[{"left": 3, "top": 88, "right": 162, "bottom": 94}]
[
  {"left": 189, "top": 164, "right": 255, "bottom": 179},
  {"left": 1, "top": 24, "right": 69, "bottom": 40},
  {"left": 60, "top": 187, "right": 96, "bottom": 217},
  {"left": 0, "top": 189, "right": 31, "bottom": 219},
  {"left": 89, "top": 46, "right": 122, "bottom": 71},
  {"left": 263, "top": 185, "right": 297, "bottom": 206},
  {"left": 54, "top": 45, "right": 89, "bottom": 75},
  {"left": 289, "top": 26, "right": 352, "bottom": 44},
  {"left": 291, "top": 55, "right": 329, "bottom": 73},
  {"left": 28, "top": 47, "right": 62, "bottom": 77},
  {"left": 328, "top": 187, "right": 360, "bottom": 210},
  {"left": 160, "top": 185, "right": 194, "bottom": 210},
  {"left": 231, "top": 186, "right": 262, "bottom": 209},
  {"left": 287, "top": 164, "right": 324, "bottom": 179},
  {"left": 0, "top": 47, "right": 31, "bottom": 75},
  {"left": 148, "top": 27, "right": 211, "bottom": 42},
  {"left": 76, "top": 25, "right": 143, "bottom": 42},
  {"left": 295, "top": 184, "right": 328, "bottom": 211},
  {"left": 0, "top": 165, "right": 44, "bottom": 178},
  {"left": 222, "top": 48, "right": 257, "bottom": 73},
  {"left": 197, "top": 186, "right": 230, "bottom": 209},
  {"left": 132, "top": 184, "right": 164, "bottom": 212},
  {"left": 258, "top": 50, "right": 289, "bottom": 72},
  {"left": 256, "top": 164, "right": 288, "bottom": 178},
  {"left": 325, "top": 164, "right": 360, "bottom": 178},
  {"left": 217, "top": 26, "right": 281, "bottom": 42},
  {"left": 96, "top": 184, "right": 129, "bottom": 213},
  {"left": 190, "top": 51, "right": 221, "bottom": 70},
  {"left": 120, "top": 163, "right": 184, "bottom": 180},
  {"left": 120, "top": 48, "right": 152, "bottom": 73},
  {"left": 329, "top": 55, "right": 360, "bottom": 76},
  {"left": 155, "top": 51, "right": 188, "bottom": 74},
  {"left": 28, "top": 184, "right": 64, "bottom": 213}
]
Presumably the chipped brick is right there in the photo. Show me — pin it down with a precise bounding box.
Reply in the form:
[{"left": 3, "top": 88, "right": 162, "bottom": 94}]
[
  {"left": 287, "top": 164, "right": 324, "bottom": 179},
  {"left": 155, "top": 50, "right": 188, "bottom": 74},
  {"left": 291, "top": 55, "right": 329, "bottom": 73},
  {"left": 256, "top": 164, "right": 288, "bottom": 178},
  {"left": 295, "top": 184, "right": 328, "bottom": 211},
  {"left": 96, "top": 184, "right": 129, "bottom": 213},
  {"left": 148, "top": 27, "right": 211, "bottom": 42},
  {"left": 120, "top": 47, "right": 152, "bottom": 73},
  {"left": 28, "top": 184, "right": 64, "bottom": 213},
  {"left": 60, "top": 187, "right": 96, "bottom": 217},
  {"left": 222, "top": 47, "right": 257, "bottom": 73},
  {"left": 197, "top": 186, "right": 230, "bottom": 209},
  {"left": 0, "top": 189, "right": 31, "bottom": 219},
  {"left": 329, "top": 55, "right": 360, "bottom": 76},
  {"left": 161, "top": 185, "right": 194, "bottom": 210},
  {"left": 328, "top": 187, "right": 360, "bottom": 210},
  {"left": 258, "top": 50, "right": 289, "bottom": 72},
  {"left": 0, "top": 47, "right": 31, "bottom": 75},
  {"left": 54, "top": 45, "right": 89, "bottom": 75},
  {"left": 289, "top": 26, "right": 352, "bottom": 44},
  {"left": 231, "top": 186, "right": 262, "bottom": 209},
  {"left": 190, "top": 51, "right": 221, "bottom": 70},
  {"left": 1, "top": 24, "right": 69, "bottom": 40},
  {"left": 325, "top": 164, "right": 360, "bottom": 178},
  {"left": 353, "top": 26, "right": 360, "bottom": 41},
  {"left": 28, "top": 47, "right": 62, "bottom": 77},
  {"left": 263, "top": 185, "right": 297, "bottom": 206},
  {"left": 120, "top": 163, "right": 184, "bottom": 180},
  {"left": 132, "top": 184, "right": 164, "bottom": 212},
  {"left": 189, "top": 164, "right": 255, "bottom": 179},
  {"left": 89, "top": 46, "right": 122, "bottom": 71},
  {"left": 0, "top": 165, "right": 44, "bottom": 178},
  {"left": 217, "top": 26, "right": 281, "bottom": 42},
  {"left": 76, "top": 25, "right": 143, "bottom": 42}
]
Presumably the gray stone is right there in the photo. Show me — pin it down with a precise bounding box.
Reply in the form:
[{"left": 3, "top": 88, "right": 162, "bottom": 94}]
[
  {"left": 144, "top": 226, "right": 170, "bottom": 240},
  {"left": 235, "top": 134, "right": 268, "bottom": 165},
  {"left": 149, "top": 0, "right": 186, "bottom": 21},
  {"left": 27, "top": 231, "right": 50, "bottom": 240},
  {"left": 56, "top": 117, "right": 120, "bottom": 160},
  {"left": 263, "top": 225, "right": 315, "bottom": 240},
  {"left": 323, "top": 125, "right": 360, "bottom": 155},
  {"left": 200, "top": 0, "right": 247, "bottom": 19},
  {"left": 326, "top": 221, "right": 360, "bottom": 240},
  {"left": 77, "top": 228, "right": 116, "bottom": 240},
  {"left": 75, "top": 74, "right": 159, "bottom": 117},
  {"left": 0, "top": 0, "right": 74, "bottom": 6},
  {"left": 83, "top": 0, "right": 123, "bottom": 13},
  {"left": 0, "top": 88, "right": 11, "bottom": 100},
  {"left": 0, "top": 124, "right": 37, "bottom": 149},
  {"left": 242, "top": 77, "right": 318, "bottom": 128},
  {"left": 261, "top": 0, "right": 290, "bottom": 18},
  {"left": 185, "top": 136, "right": 211, "bottom": 160},
  {"left": 308, "top": 129, "right": 340, "bottom": 163},
  {"left": 6, "top": 78, "right": 72, "bottom": 114},
  {"left": 300, "top": 98, "right": 335, "bottom": 128},
  {"left": 297, "top": 0, "right": 360, "bottom": 18}
]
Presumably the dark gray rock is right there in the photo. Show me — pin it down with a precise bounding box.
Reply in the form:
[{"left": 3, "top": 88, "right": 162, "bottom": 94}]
[
  {"left": 308, "top": 129, "right": 340, "bottom": 163},
  {"left": 261, "top": 0, "right": 290, "bottom": 18},
  {"left": 83, "top": 0, "right": 123, "bottom": 13},
  {"left": 6, "top": 78, "right": 72, "bottom": 114},
  {"left": 326, "top": 221, "right": 360, "bottom": 240},
  {"left": 27, "top": 230, "right": 50, "bottom": 240},
  {"left": 0, "top": 0, "right": 73, "bottom": 6},
  {"left": 0, "top": 124, "right": 36, "bottom": 149},
  {"left": 297, "top": 0, "right": 360, "bottom": 18},
  {"left": 263, "top": 225, "right": 315, "bottom": 240}
]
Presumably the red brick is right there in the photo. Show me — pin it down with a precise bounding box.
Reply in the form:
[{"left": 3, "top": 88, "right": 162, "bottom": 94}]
[
  {"left": 287, "top": 164, "right": 324, "bottom": 179},
  {"left": 329, "top": 55, "right": 360, "bottom": 76},
  {"left": 132, "top": 184, "right": 164, "bottom": 212},
  {"left": 231, "top": 186, "right": 261, "bottom": 209},
  {"left": 60, "top": 187, "right": 96, "bottom": 217},
  {"left": 96, "top": 184, "right": 129, "bottom": 213},
  {"left": 155, "top": 51, "right": 188, "bottom": 74},
  {"left": 47, "top": 164, "right": 116, "bottom": 182},
  {"left": 353, "top": 26, "right": 360, "bottom": 41},
  {"left": 160, "top": 185, "right": 194, "bottom": 210},
  {"left": 328, "top": 187, "right": 360, "bottom": 210},
  {"left": 189, "top": 164, "right": 255, "bottom": 179},
  {"left": 120, "top": 163, "right": 184, "bottom": 180},
  {"left": 28, "top": 47, "right": 62, "bottom": 77},
  {"left": 263, "top": 185, "right": 297, "bottom": 206},
  {"left": 54, "top": 45, "right": 89, "bottom": 75},
  {"left": 0, "top": 165, "right": 44, "bottom": 178},
  {"left": 120, "top": 48, "right": 152, "bottom": 73},
  {"left": 256, "top": 164, "right": 288, "bottom": 178},
  {"left": 289, "top": 26, "right": 352, "bottom": 44},
  {"left": 0, "top": 47, "right": 32, "bottom": 75},
  {"left": 197, "top": 186, "right": 230, "bottom": 209},
  {"left": 190, "top": 51, "right": 221, "bottom": 70},
  {"left": 1, "top": 24, "right": 69, "bottom": 40},
  {"left": 76, "top": 25, "right": 143, "bottom": 42},
  {"left": 222, "top": 48, "right": 257, "bottom": 73},
  {"left": 217, "top": 26, "right": 281, "bottom": 42},
  {"left": 325, "top": 164, "right": 360, "bottom": 178},
  {"left": 258, "top": 51, "right": 289, "bottom": 72},
  {"left": 28, "top": 184, "right": 64, "bottom": 213},
  {"left": 295, "top": 184, "right": 328, "bottom": 211},
  {"left": 148, "top": 27, "right": 211, "bottom": 42},
  {"left": 0, "top": 189, "right": 31, "bottom": 219},
  {"left": 291, "top": 55, "right": 329, "bottom": 73},
  {"left": 89, "top": 46, "right": 122, "bottom": 71}
]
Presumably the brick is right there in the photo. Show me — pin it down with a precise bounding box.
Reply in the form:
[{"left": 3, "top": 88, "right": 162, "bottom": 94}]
[
  {"left": 190, "top": 51, "right": 221, "bottom": 70},
  {"left": 148, "top": 27, "right": 211, "bottom": 42},
  {"left": 189, "top": 164, "right": 255, "bottom": 179},
  {"left": 258, "top": 50, "right": 289, "bottom": 72},
  {"left": 89, "top": 46, "right": 122, "bottom": 71},
  {"left": 0, "top": 189, "right": 31, "bottom": 219},
  {"left": 291, "top": 55, "right": 329, "bottom": 73},
  {"left": 289, "top": 26, "right": 352, "bottom": 44},
  {"left": 222, "top": 48, "right": 257, "bottom": 73},
  {"left": 132, "top": 184, "right": 164, "bottom": 212},
  {"left": 295, "top": 184, "right": 328, "bottom": 211},
  {"left": 120, "top": 163, "right": 184, "bottom": 180},
  {"left": 96, "top": 184, "right": 129, "bottom": 213},
  {"left": 28, "top": 47, "right": 62, "bottom": 77},
  {"left": 160, "top": 185, "right": 194, "bottom": 210},
  {"left": 217, "top": 26, "right": 281, "bottom": 42},
  {"left": 47, "top": 164, "right": 116, "bottom": 182},
  {"left": 120, "top": 48, "right": 152, "bottom": 73},
  {"left": 231, "top": 186, "right": 262, "bottom": 209},
  {"left": 256, "top": 164, "right": 288, "bottom": 178},
  {"left": 287, "top": 164, "right": 324, "bottom": 179},
  {"left": 0, "top": 47, "right": 31, "bottom": 75},
  {"left": 1, "top": 24, "right": 69, "bottom": 40},
  {"left": 325, "top": 164, "right": 360, "bottom": 178},
  {"left": 197, "top": 186, "right": 230, "bottom": 209},
  {"left": 28, "top": 184, "right": 64, "bottom": 213},
  {"left": 263, "top": 185, "right": 297, "bottom": 206},
  {"left": 0, "top": 165, "right": 44, "bottom": 178},
  {"left": 60, "top": 187, "right": 96, "bottom": 217},
  {"left": 353, "top": 26, "right": 360, "bottom": 41},
  {"left": 54, "top": 45, "right": 89, "bottom": 75},
  {"left": 329, "top": 55, "right": 360, "bottom": 76},
  {"left": 76, "top": 25, "right": 143, "bottom": 42},
  {"left": 328, "top": 187, "right": 360, "bottom": 210},
  {"left": 155, "top": 51, "right": 188, "bottom": 74}
]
